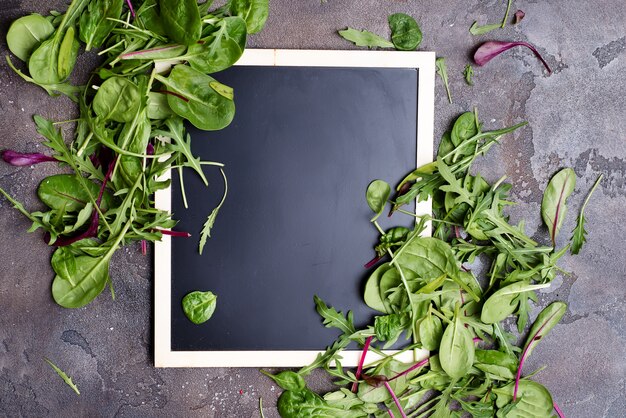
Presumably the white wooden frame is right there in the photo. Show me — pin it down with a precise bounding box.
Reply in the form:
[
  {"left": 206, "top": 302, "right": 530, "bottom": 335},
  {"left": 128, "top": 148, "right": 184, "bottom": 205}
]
[{"left": 154, "top": 49, "right": 435, "bottom": 368}]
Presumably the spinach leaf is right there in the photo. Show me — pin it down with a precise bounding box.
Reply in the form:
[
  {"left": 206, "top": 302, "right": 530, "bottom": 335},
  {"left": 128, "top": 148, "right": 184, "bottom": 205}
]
[
  {"left": 182, "top": 290, "right": 217, "bottom": 324},
  {"left": 278, "top": 387, "right": 365, "bottom": 418},
  {"left": 92, "top": 77, "right": 141, "bottom": 123},
  {"left": 159, "top": 0, "right": 202, "bottom": 45},
  {"left": 230, "top": 0, "right": 269, "bottom": 34},
  {"left": 480, "top": 281, "right": 550, "bottom": 324},
  {"left": 366, "top": 179, "right": 391, "bottom": 221},
  {"left": 6, "top": 14, "right": 55, "bottom": 62},
  {"left": 494, "top": 380, "right": 554, "bottom": 418},
  {"left": 260, "top": 371, "right": 305, "bottom": 391},
  {"left": 38, "top": 174, "right": 113, "bottom": 212},
  {"left": 439, "top": 307, "right": 474, "bottom": 379},
  {"left": 451, "top": 112, "right": 478, "bottom": 147},
  {"left": 570, "top": 174, "right": 602, "bottom": 254},
  {"left": 44, "top": 358, "right": 80, "bottom": 395},
  {"left": 338, "top": 28, "right": 394, "bottom": 49},
  {"left": 388, "top": 13, "right": 422, "bottom": 51},
  {"left": 184, "top": 16, "right": 247, "bottom": 74},
  {"left": 79, "top": 0, "right": 124, "bottom": 50},
  {"left": 419, "top": 314, "right": 443, "bottom": 351},
  {"left": 541, "top": 168, "right": 576, "bottom": 246},
  {"left": 435, "top": 57, "right": 452, "bottom": 104},
  {"left": 363, "top": 263, "right": 392, "bottom": 313},
  {"left": 154, "top": 64, "right": 236, "bottom": 130}
]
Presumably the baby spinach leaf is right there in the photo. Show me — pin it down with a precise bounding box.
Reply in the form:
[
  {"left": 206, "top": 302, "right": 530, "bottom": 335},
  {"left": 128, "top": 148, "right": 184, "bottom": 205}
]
[
  {"left": 230, "top": 0, "right": 269, "bottom": 34},
  {"left": 439, "top": 307, "right": 474, "bottom": 379},
  {"left": 260, "top": 371, "right": 306, "bottom": 391},
  {"left": 494, "top": 380, "right": 554, "bottom": 418},
  {"left": 44, "top": 358, "right": 80, "bottom": 395},
  {"left": 338, "top": 28, "right": 394, "bottom": 49},
  {"left": 570, "top": 174, "right": 602, "bottom": 254},
  {"left": 451, "top": 112, "right": 478, "bottom": 147},
  {"left": 182, "top": 290, "right": 217, "bottom": 324},
  {"left": 435, "top": 57, "right": 452, "bottom": 104},
  {"left": 366, "top": 180, "right": 391, "bottom": 221},
  {"left": 278, "top": 387, "right": 365, "bottom": 418},
  {"left": 38, "top": 174, "right": 113, "bottom": 212},
  {"left": 388, "top": 13, "right": 422, "bottom": 51},
  {"left": 419, "top": 314, "right": 443, "bottom": 351},
  {"left": 51, "top": 247, "right": 77, "bottom": 282},
  {"left": 541, "top": 168, "right": 576, "bottom": 246},
  {"left": 79, "top": 0, "right": 124, "bottom": 50},
  {"left": 480, "top": 281, "right": 550, "bottom": 324},
  {"left": 474, "top": 349, "right": 517, "bottom": 380},
  {"left": 364, "top": 263, "right": 392, "bottom": 313},
  {"left": 93, "top": 77, "right": 141, "bottom": 123},
  {"left": 185, "top": 16, "right": 247, "bottom": 74},
  {"left": 159, "top": 0, "right": 202, "bottom": 45},
  {"left": 154, "top": 64, "right": 236, "bottom": 131},
  {"left": 7, "top": 14, "right": 55, "bottom": 62},
  {"left": 374, "top": 313, "right": 407, "bottom": 346}
]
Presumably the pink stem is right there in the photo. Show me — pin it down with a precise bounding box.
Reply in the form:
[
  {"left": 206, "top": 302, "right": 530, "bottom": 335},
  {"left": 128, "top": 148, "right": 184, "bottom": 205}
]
[
  {"left": 383, "top": 381, "right": 407, "bottom": 418},
  {"left": 125, "top": 0, "right": 136, "bottom": 18},
  {"left": 141, "top": 240, "right": 147, "bottom": 255},
  {"left": 388, "top": 357, "right": 429, "bottom": 382},
  {"left": 155, "top": 90, "right": 189, "bottom": 103},
  {"left": 554, "top": 401, "right": 566, "bottom": 418},
  {"left": 352, "top": 336, "right": 373, "bottom": 392},
  {"left": 388, "top": 410, "right": 396, "bottom": 418},
  {"left": 154, "top": 228, "right": 191, "bottom": 237},
  {"left": 364, "top": 255, "right": 384, "bottom": 269},
  {"left": 514, "top": 310, "right": 561, "bottom": 400},
  {"left": 473, "top": 337, "right": 482, "bottom": 343}
]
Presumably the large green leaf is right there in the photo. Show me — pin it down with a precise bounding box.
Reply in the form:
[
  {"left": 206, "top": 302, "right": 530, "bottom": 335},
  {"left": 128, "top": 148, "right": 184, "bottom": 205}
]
[
  {"left": 185, "top": 17, "right": 247, "bottom": 74},
  {"left": 6, "top": 14, "right": 54, "bottom": 62},
  {"left": 38, "top": 174, "right": 114, "bottom": 212}
]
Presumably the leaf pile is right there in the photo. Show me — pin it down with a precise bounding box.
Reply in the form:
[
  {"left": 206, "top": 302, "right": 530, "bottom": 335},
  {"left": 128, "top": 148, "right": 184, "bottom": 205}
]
[
  {"left": 264, "top": 110, "right": 601, "bottom": 417},
  {"left": 0, "top": 0, "right": 268, "bottom": 309}
]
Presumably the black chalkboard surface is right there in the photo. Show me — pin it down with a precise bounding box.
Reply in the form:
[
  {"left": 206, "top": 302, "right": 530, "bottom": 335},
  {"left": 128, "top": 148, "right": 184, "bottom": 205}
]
[{"left": 169, "top": 65, "right": 418, "bottom": 351}]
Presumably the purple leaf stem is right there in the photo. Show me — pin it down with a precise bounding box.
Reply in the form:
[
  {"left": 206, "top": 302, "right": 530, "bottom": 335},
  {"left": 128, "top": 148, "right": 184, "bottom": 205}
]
[
  {"left": 1, "top": 150, "right": 56, "bottom": 166},
  {"left": 513, "top": 310, "right": 562, "bottom": 400},
  {"left": 388, "top": 357, "right": 429, "bottom": 382},
  {"left": 154, "top": 228, "right": 191, "bottom": 237},
  {"left": 125, "top": 0, "right": 136, "bottom": 18},
  {"left": 388, "top": 410, "right": 396, "bottom": 418},
  {"left": 473, "top": 337, "right": 482, "bottom": 343},
  {"left": 120, "top": 44, "right": 182, "bottom": 60},
  {"left": 351, "top": 336, "right": 373, "bottom": 392},
  {"left": 141, "top": 240, "right": 147, "bottom": 255},
  {"left": 364, "top": 254, "right": 384, "bottom": 269},
  {"left": 383, "top": 381, "right": 407, "bottom": 418},
  {"left": 155, "top": 90, "right": 190, "bottom": 103},
  {"left": 474, "top": 41, "right": 552, "bottom": 74},
  {"left": 554, "top": 401, "right": 566, "bottom": 418}
]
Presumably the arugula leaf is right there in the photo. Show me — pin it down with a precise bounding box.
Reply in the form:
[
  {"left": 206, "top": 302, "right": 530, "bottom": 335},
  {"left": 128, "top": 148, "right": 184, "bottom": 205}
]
[
  {"left": 464, "top": 64, "right": 474, "bottom": 86},
  {"left": 44, "top": 358, "right": 80, "bottom": 395},
  {"left": 435, "top": 57, "right": 452, "bottom": 104},
  {"left": 570, "top": 174, "right": 603, "bottom": 254},
  {"left": 338, "top": 28, "right": 394, "bottom": 49}
]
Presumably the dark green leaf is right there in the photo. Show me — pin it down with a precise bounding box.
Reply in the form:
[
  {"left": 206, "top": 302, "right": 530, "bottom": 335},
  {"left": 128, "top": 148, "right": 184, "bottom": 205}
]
[
  {"left": 388, "top": 13, "right": 422, "bottom": 51},
  {"left": 79, "top": 0, "right": 125, "bottom": 50},
  {"left": 38, "top": 174, "right": 113, "bottom": 212},
  {"left": 182, "top": 291, "right": 217, "bottom": 324},
  {"left": 159, "top": 0, "right": 202, "bottom": 45},
  {"left": 93, "top": 77, "right": 141, "bottom": 123}
]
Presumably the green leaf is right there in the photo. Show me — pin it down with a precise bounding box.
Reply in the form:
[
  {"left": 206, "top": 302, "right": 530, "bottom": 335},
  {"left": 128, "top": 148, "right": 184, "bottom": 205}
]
[
  {"left": 521, "top": 301, "right": 566, "bottom": 362},
  {"left": 154, "top": 64, "right": 236, "bottom": 131},
  {"left": 260, "top": 371, "right": 305, "bottom": 391},
  {"left": 6, "top": 14, "right": 55, "bottom": 62},
  {"left": 38, "top": 174, "right": 114, "bottom": 212},
  {"left": 480, "top": 281, "right": 550, "bottom": 324},
  {"left": 57, "top": 26, "right": 80, "bottom": 81},
  {"left": 44, "top": 358, "right": 80, "bottom": 395},
  {"left": 451, "top": 112, "right": 478, "bottom": 147},
  {"left": 419, "top": 314, "right": 443, "bottom": 351},
  {"left": 159, "top": 0, "right": 202, "bottom": 45},
  {"left": 93, "top": 77, "right": 141, "bottom": 123},
  {"left": 338, "top": 28, "right": 394, "bottom": 49},
  {"left": 199, "top": 168, "right": 228, "bottom": 255},
  {"left": 185, "top": 17, "right": 247, "bottom": 74},
  {"left": 541, "top": 168, "right": 576, "bottom": 246},
  {"left": 494, "top": 380, "right": 554, "bottom": 417},
  {"left": 314, "top": 296, "right": 357, "bottom": 338},
  {"left": 464, "top": 64, "right": 474, "bottom": 86},
  {"left": 474, "top": 349, "right": 517, "bottom": 380},
  {"left": 79, "top": 0, "right": 124, "bottom": 50},
  {"left": 278, "top": 387, "right": 366, "bottom": 418},
  {"left": 435, "top": 57, "right": 452, "bottom": 104},
  {"left": 366, "top": 180, "right": 391, "bottom": 221},
  {"left": 388, "top": 13, "right": 422, "bottom": 51},
  {"left": 182, "top": 291, "right": 217, "bottom": 324},
  {"left": 439, "top": 307, "right": 474, "bottom": 379},
  {"left": 469, "top": 21, "right": 502, "bottom": 36},
  {"left": 230, "top": 0, "right": 269, "bottom": 34},
  {"left": 364, "top": 263, "right": 392, "bottom": 313},
  {"left": 570, "top": 174, "right": 602, "bottom": 254},
  {"left": 51, "top": 247, "right": 77, "bottom": 282}
]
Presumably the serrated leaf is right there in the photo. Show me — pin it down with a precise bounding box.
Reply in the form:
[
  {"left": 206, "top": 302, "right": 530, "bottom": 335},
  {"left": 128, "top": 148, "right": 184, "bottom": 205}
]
[
  {"left": 44, "top": 358, "right": 80, "bottom": 395},
  {"left": 338, "top": 28, "right": 394, "bottom": 49},
  {"left": 570, "top": 174, "right": 602, "bottom": 254}
]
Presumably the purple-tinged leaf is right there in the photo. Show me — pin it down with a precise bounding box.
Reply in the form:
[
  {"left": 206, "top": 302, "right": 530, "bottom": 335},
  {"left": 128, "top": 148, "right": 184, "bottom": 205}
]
[
  {"left": 474, "top": 41, "right": 552, "bottom": 73},
  {"left": 514, "top": 302, "right": 566, "bottom": 400},
  {"left": 155, "top": 90, "right": 190, "bottom": 103},
  {"left": 541, "top": 168, "right": 576, "bottom": 246},
  {"left": 351, "top": 336, "right": 373, "bottom": 392},
  {"left": 383, "top": 381, "right": 407, "bottom": 418},
  {"left": 514, "top": 10, "right": 525, "bottom": 24},
  {"left": 120, "top": 44, "right": 186, "bottom": 60},
  {"left": 387, "top": 357, "right": 429, "bottom": 382},
  {"left": 2, "top": 150, "right": 56, "bottom": 166},
  {"left": 363, "top": 374, "right": 387, "bottom": 388}
]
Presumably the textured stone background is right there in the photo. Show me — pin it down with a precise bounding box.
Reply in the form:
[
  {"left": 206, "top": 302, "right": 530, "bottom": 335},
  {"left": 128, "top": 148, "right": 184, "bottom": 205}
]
[{"left": 1, "top": 0, "right": 624, "bottom": 417}]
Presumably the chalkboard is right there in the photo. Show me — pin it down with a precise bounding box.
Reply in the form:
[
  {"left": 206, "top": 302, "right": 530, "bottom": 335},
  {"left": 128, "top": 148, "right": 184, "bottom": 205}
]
[{"left": 155, "top": 50, "right": 435, "bottom": 367}]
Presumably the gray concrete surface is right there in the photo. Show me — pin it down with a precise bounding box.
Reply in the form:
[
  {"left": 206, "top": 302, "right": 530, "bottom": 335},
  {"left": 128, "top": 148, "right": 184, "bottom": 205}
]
[{"left": 1, "top": 0, "right": 624, "bottom": 417}]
